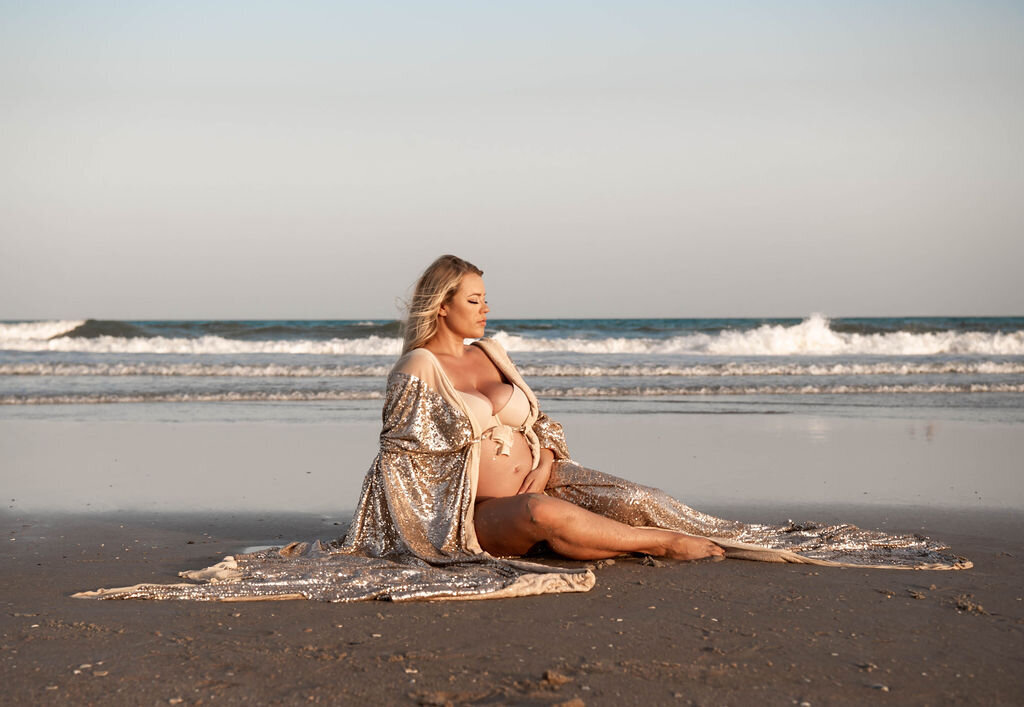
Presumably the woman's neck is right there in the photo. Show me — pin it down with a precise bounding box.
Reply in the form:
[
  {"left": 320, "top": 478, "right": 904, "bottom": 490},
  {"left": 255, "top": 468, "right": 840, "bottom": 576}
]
[{"left": 424, "top": 327, "right": 466, "bottom": 358}]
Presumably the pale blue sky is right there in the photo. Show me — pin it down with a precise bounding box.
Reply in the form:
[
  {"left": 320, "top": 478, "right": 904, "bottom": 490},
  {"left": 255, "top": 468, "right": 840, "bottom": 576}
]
[{"left": 2, "top": 1, "right": 1022, "bottom": 319}]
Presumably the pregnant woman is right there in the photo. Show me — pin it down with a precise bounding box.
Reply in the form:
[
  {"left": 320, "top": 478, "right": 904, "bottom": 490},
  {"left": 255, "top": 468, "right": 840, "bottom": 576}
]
[
  {"left": 394, "top": 255, "right": 722, "bottom": 562},
  {"left": 75, "top": 256, "right": 969, "bottom": 603}
]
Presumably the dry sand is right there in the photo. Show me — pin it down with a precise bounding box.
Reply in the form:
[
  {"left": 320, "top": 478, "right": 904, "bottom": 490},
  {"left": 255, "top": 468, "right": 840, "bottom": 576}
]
[{"left": 2, "top": 507, "right": 1022, "bottom": 706}]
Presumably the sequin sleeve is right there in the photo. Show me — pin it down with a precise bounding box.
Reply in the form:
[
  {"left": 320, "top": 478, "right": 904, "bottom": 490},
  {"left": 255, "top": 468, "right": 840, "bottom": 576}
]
[
  {"left": 340, "top": 372, "right": 477, "bottom": 561},
  {"left": 533, "top": 410, "right": 571, "bottom": 461}
]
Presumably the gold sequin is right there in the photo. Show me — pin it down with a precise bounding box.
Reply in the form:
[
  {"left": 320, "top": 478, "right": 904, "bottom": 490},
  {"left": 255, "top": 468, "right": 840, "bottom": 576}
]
[{"left": 546, "top": 462, "right": 970, "bottom": 570}]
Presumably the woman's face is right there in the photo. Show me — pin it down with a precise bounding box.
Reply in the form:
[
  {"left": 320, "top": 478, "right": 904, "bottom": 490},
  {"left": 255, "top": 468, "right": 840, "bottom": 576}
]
[{"left": 439, "top": 273, "right": 489, "bottom": 339}]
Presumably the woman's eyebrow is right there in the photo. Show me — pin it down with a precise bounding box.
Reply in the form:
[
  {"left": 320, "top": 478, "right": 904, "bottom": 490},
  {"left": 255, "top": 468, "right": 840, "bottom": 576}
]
[{"left": 467, "top": 291, "right": 486, "bottom": 297}]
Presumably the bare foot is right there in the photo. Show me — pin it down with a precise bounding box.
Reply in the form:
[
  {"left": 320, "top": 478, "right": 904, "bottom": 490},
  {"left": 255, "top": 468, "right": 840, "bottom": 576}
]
[{"left": 663, "top": 534, "right": 725, "bottom": 561}]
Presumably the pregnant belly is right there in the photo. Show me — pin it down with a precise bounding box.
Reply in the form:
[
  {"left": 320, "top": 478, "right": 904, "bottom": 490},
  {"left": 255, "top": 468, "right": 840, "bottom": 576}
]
[{"left": 475, "top": 431, "right": 534, "bottom": 501}]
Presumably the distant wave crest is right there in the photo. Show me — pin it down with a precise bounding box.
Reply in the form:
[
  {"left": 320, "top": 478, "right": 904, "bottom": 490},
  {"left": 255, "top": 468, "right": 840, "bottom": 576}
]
[
  {"left": 0, "top": 328, "right": 403, "bottom": 355},
  {"left": 494, "top": 314, "right": 1024, "bottom": 356},
  {"left": 0, "top": 391, "right": 383, "bottom": 405},
  {"left": 5, "top": 382, "right": 1023, "bottom": 405},
  {"left": 521, "top": 360, "right": 1024, "bottom": 377},
  {"left": 3, "top": 314, "right": 1023, "bottom": 356},
  {"left": 0, "top": 320, "right": 87, "bottom": 343},
  {"left": 532, "top": 383, "right": 1024, "bottom": 397},
  {"left": 0, "top": 363, "right": 392, "bottom": 377},
  {"left": 4, "top": 360, "right": 1024, "bottom": 378}
]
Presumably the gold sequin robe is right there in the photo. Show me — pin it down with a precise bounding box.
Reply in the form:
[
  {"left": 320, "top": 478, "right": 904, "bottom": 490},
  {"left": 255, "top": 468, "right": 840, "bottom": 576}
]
[{"left": 73, "top": 339, "right": 970, "bottom": 602}]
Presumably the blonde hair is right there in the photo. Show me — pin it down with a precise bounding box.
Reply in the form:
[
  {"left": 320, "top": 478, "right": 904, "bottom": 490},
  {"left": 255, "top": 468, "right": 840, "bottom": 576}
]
[{"left": 402, "top": 255, "right": 484, "bottom": 353}]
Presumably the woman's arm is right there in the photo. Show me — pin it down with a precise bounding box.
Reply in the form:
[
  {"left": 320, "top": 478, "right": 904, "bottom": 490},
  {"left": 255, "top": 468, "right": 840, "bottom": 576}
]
[
  {"left": 517, "top": 447, "right": 556, "bottom": 494},
  {"left": 343, "top": 367, "right": 477, "bottom": 559}
]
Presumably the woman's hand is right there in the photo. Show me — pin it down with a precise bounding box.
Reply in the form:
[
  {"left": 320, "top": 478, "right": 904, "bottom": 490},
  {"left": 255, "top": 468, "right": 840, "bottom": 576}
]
[{"left": 518, "top": 448, "right": 555, "bottom": 495}]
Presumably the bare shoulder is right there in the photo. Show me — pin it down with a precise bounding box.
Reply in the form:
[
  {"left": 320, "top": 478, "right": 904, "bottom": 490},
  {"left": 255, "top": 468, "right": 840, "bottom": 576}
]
[
  {"left": 392, "top": 349, "right": 440, "bottom": 388},
  {"left": 467, "top": 342, "right": 504, "bottom": 382}
]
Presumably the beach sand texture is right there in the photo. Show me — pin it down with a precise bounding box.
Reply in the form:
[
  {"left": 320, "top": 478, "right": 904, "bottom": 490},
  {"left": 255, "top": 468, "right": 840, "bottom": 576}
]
[
  {"left": 2, "top": 414, "right": 1022, "bottom": 704},
  {"left": 2, "top": 510, "right": 1022, "bottom": 705}
]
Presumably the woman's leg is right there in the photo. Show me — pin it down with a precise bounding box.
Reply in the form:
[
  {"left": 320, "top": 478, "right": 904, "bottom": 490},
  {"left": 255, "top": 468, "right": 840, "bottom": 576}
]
[
  {"left": 545, "top": 461, "right": 746, "bottom": 538},
  {"left": 474, "top": 494, "right": 724, "bottom": 561}
]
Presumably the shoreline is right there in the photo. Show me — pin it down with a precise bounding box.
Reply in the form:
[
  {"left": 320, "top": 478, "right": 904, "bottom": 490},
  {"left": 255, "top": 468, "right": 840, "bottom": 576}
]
[{"left": 2, "top": 506, "right": 1022, "bottom": 704}]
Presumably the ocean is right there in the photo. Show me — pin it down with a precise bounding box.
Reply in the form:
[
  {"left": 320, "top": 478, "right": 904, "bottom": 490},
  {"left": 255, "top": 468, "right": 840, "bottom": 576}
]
[{"left": 2, "top": 314, "right": 1023, "bottom": 424}]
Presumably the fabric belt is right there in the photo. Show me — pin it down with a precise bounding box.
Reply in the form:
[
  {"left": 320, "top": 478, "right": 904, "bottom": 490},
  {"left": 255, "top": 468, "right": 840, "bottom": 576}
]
[{"left": 477, "top": 423, "right": 526, "bottom": 456}]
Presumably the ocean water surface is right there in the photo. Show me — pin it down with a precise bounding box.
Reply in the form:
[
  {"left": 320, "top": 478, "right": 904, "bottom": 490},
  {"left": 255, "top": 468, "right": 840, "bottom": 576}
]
[
  {"left": 3, "top": 315, "right": 1023, "bottom": 513},
  {"left": 2, "top": 314, "right": 1023, "bottom": 424}
]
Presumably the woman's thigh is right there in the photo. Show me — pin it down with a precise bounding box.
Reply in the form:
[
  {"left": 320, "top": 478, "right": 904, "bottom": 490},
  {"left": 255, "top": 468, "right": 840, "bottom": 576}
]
[{"left": 473, "top": 494, "right": 551, "bottom": 557}]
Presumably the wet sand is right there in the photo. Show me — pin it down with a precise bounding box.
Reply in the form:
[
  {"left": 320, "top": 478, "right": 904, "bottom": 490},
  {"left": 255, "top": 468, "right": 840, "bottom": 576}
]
[
  {"left": 2, "top": 507, "right": 1022, "bottom": 705},
  {"left": 4, "top": 413, "right": 1023, "bottom": 513}
]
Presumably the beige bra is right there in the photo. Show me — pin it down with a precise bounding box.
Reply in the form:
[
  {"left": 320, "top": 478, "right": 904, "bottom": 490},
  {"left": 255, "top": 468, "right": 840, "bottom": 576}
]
[{"left": 458, "top": 383, "right": 531, "bottom": 456}]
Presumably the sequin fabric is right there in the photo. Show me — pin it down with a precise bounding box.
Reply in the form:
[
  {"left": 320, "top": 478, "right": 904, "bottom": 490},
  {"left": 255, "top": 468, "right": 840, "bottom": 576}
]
[
  {"left": 532, "top": 411, "right": 571, "bottom": 461},
  {"left": 74, "top": 371, "right": 596, "bottom": 602},
  {"left": 79, "top": 544, "right": 592, "bottom": 602},
  {"left": 546, "top": 462, "right": 970, "bottom": 570},
  {"left": 341, "top": 374, "right": 477, "bottom": 561},
  {"left": 74, "top": 341, "right": 969, "bottom": 603}
]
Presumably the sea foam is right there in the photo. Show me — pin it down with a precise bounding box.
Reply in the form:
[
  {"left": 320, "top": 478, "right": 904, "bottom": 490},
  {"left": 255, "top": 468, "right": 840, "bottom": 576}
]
[
  {"left": 531, "top": 382, "right": 1024, "bottom": 397},
  {"left": 0, "top": 331, "right": 403, "bottom": 355},
  {"left": 3, "top": 361, "right": 1023, "bottom": 378},
  {"left": 492, "top": 314, "right": 1024, "bottom": 356},
  {"left": 0, "top": 320, "right": 88, "bottom": 343},
  {"left": 0, "top": 390, "right": 384, "bottom": 405},
  {"left": 5, "top": 382, "right": 1023, "bottom": 405},
  {"left": 3, "top": 315, "right": 1023, "bottom": 356}
]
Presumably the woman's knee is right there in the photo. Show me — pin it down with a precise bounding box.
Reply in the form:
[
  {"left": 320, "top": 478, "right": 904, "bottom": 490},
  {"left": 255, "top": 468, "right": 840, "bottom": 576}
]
[{"left": 521, "top": 493, "right": 565, "bottom": 531}]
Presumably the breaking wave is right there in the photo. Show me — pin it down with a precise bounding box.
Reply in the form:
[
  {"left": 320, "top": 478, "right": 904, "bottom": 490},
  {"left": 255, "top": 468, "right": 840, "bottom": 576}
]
[
  {"left": 3, "top": 315, "right": 1023, "bottom": 356},
  {"left": 0, "top": 333, "right": 402, "bottom": 355},
  {"left": 0, "top": 363, "right": 392, "bottom": 377},
  {"left": 520, "top": 361, "right": 1024, "bottom": 377},
  {"left": 492, "top": 315, "right": 1024, "bottom": 356},
  {"left": 531, "top": 383, "right": 1024, "bottom": 397},
  {"left": 0, "top": 320, "right": 87, "bottom": 342},
  {"left": 0, "top": 391, "right": 383, "bottom": 405},
  {"left": 4, "top": 360, "right": 1024, "bottom": 378},
  {"left": 5, "top": 382, "right": 1023, "bottom": 405}
]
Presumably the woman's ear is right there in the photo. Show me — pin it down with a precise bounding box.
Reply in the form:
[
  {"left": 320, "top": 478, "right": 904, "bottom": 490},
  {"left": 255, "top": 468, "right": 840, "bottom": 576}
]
[{"left": 438, "top": 304, "right": 448, "bottom": 317}]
